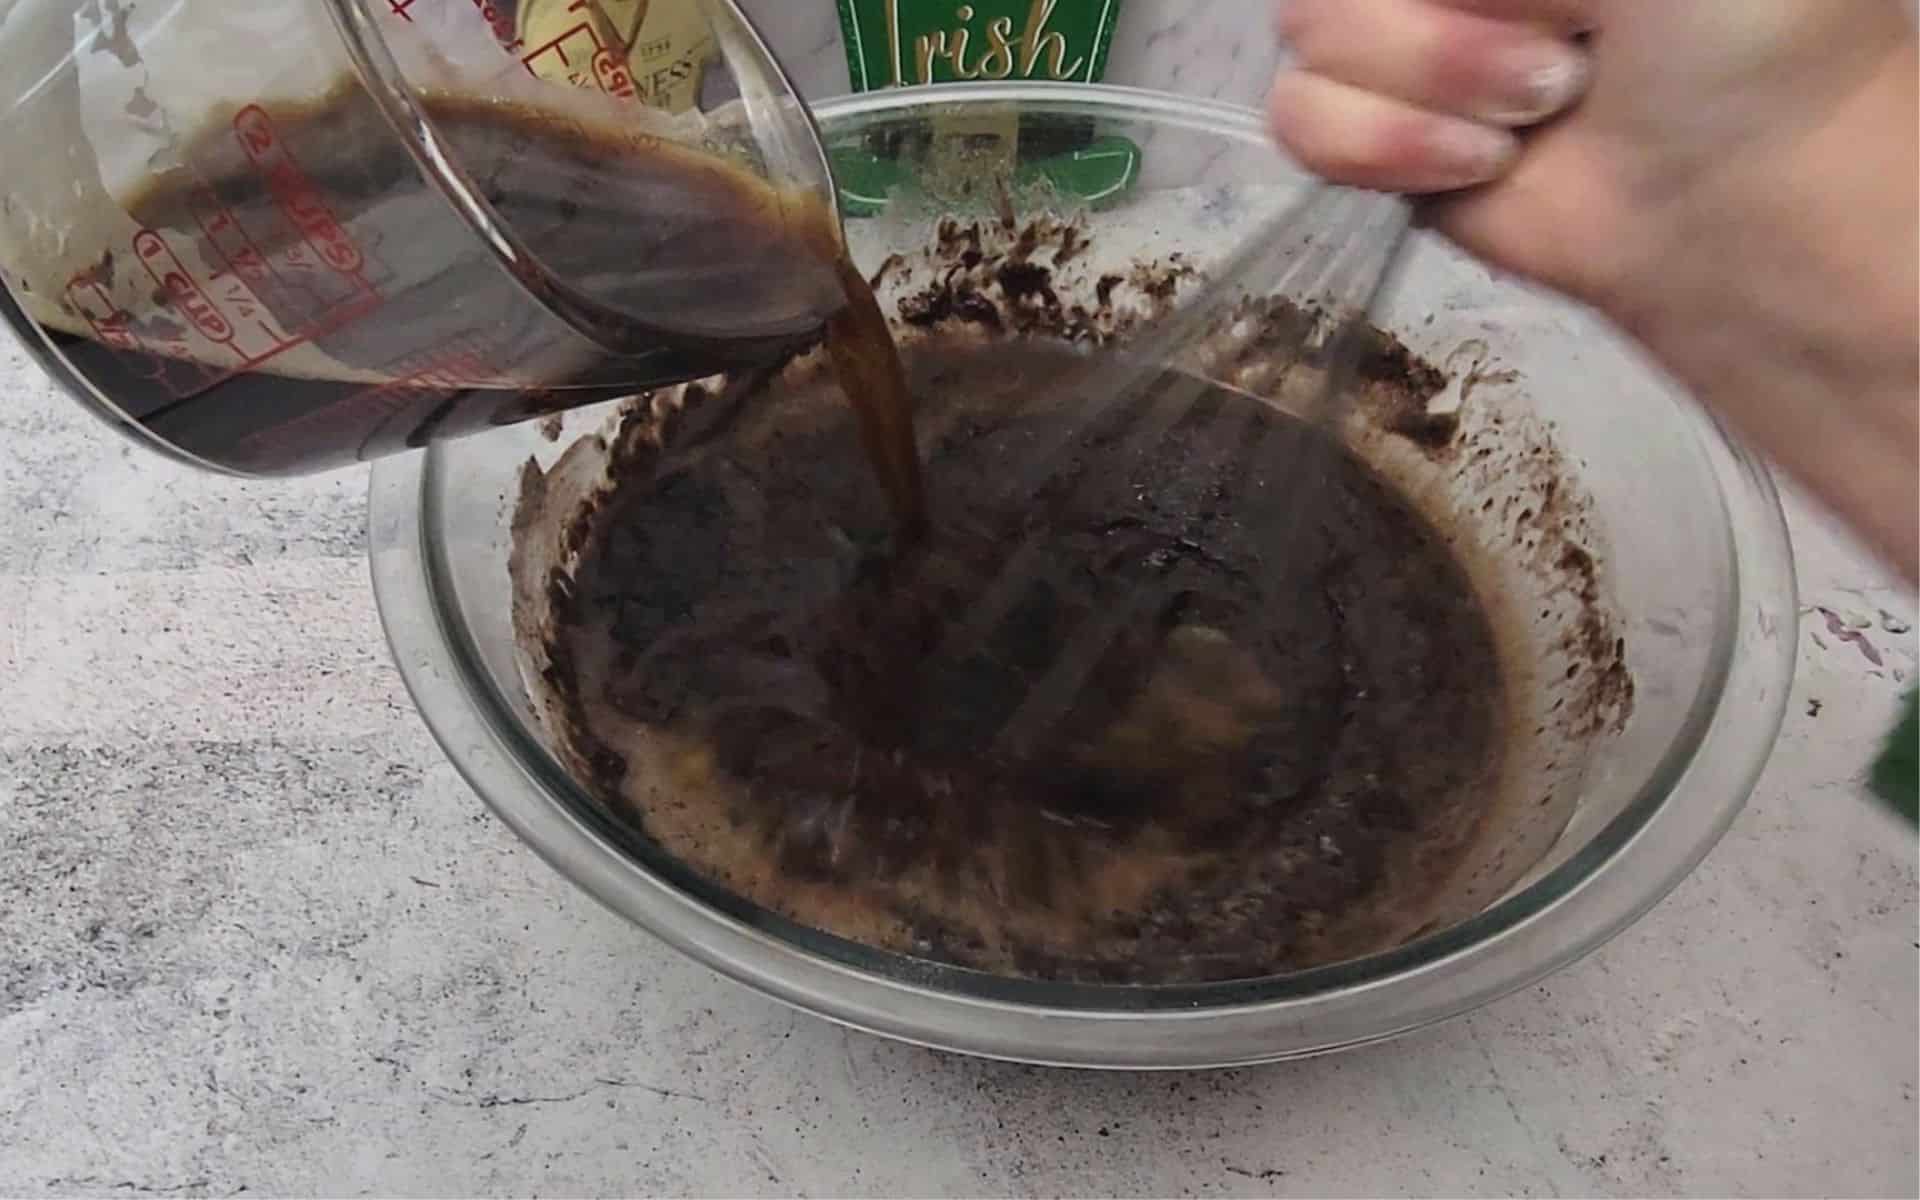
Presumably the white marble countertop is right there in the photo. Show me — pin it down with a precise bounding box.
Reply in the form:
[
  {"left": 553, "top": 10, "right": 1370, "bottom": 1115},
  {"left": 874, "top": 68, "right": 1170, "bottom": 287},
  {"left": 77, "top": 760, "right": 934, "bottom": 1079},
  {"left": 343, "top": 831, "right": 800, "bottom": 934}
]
[
  {"left": 2, "top": 4, "right": 1917, "bottom": 1195},
  {"left": 2, "top": 324, "right": 1916, "bottom": 1200}
]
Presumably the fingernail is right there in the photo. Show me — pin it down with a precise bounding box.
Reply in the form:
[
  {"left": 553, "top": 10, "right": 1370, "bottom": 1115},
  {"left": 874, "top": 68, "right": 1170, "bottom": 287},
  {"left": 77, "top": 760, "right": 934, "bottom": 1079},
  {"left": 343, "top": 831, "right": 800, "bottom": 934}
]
[
  {"left": 1483, "top": 46, "right": 1590, "bottom": 126},
  {"left": 1429, "top": 120, "right": 1519, "bottom": 188}
]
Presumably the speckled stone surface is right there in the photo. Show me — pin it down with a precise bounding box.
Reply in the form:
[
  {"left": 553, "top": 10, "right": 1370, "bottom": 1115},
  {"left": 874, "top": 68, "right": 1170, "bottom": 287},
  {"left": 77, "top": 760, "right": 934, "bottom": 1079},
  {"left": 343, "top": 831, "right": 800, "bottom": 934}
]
[{"left": 2, "top": 321, "right": 1916, "bottom": 1199}]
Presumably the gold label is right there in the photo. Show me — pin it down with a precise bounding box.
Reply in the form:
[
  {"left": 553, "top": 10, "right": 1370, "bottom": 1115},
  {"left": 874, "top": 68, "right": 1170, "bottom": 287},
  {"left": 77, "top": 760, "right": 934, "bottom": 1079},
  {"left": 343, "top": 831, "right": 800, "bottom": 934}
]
[
  {"left": 930, "top": 102, "right": 1020, "bottom": 182},
  {"left": 518, "top": 0, "right": 717, "bottom": 113}
]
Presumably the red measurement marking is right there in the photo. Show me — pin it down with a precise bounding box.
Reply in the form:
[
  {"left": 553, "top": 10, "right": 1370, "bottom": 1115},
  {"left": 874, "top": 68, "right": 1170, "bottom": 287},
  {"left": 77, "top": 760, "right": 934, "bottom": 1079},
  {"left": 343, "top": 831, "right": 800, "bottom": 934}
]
[
  {"left": 387, "top": 0, "right": 415, "bottom": 21},
  {"left": 131, "top": 230, "right": 235, "bottom": 347},
  {"left": 296, "top": 291, "right": 384, "bottom": 344},
  {"left": 235, "top": 338, "right": 497, "bottom": 461},
  {"left": 188, "top": 186, "right": 277, "bottom": 290},
  {"left": 470, "top": 0, "right": 522, "bottom": 51},
  {"left": 60, "top": 268, "right": 226, "bottom": 399},
  {"left": 373, "top": 342, "right": 496, "bottom": 400},
  {"left": 184, "top": 183, "right": 320, "bottom": 355},
  {"left": 232, "top": 106, "right": 367, "bottom": 278},
  {"left": 63, "top": 276, "right": 141, "bottom": 353}
]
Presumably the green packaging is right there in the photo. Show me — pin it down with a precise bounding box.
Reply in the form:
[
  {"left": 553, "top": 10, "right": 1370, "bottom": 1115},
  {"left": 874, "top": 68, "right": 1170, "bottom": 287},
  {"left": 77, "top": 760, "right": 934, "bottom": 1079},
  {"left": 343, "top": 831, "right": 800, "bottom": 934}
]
[
  {"left": 837, "top": 0, "right": 1125, "bottom": 89},
  {"left": 1871, "top": 689, "right": 1916, "bottom": 824},
  {"left": 831, "top": 0, "right": 1139, "bottom": 215}
]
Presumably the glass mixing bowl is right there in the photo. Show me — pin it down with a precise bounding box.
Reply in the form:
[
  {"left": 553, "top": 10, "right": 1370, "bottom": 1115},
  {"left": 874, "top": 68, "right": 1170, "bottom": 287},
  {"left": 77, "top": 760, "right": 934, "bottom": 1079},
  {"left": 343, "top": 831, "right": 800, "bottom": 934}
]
[{"left": 368, "top": 84, "right": 1796, "bottom": 1068}]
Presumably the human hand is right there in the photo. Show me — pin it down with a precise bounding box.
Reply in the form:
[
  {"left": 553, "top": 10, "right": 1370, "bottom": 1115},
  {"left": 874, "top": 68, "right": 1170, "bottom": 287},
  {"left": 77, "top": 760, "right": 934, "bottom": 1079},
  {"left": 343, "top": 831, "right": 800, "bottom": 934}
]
[
  {"left": 1267, "top": 0, "right": 1911, "bottom": 306},
  {"left": 1269, "top": 0, "right": 1919, "bottom": 578}
]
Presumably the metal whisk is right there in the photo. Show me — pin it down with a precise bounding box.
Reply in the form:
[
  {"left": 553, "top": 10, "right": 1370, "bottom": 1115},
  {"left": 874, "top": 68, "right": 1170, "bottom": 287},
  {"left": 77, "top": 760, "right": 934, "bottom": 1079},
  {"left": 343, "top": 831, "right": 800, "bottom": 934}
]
[
  {"left": 640, "top": 185, "right": 1415, "bottom": 767},
  {"left": 926, "top": 187, "right": 1416, "bottom": 759}
]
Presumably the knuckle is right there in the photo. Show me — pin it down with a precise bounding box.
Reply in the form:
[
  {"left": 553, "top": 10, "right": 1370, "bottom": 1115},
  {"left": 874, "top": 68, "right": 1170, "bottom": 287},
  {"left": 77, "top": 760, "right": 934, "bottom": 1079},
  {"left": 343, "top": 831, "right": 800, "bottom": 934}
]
[
  {"left": 1418, "top": 20, "right": 1493, "bottom": 106},
  {"left": 1376, "top": 113, "right": 1446, "bottom": 175},
  {"left": 1264, "top": 74, "right": 1317, "bottom": 144},
  {"left": 1269, "top": 87, "right": 1373, "bottom": 180}
]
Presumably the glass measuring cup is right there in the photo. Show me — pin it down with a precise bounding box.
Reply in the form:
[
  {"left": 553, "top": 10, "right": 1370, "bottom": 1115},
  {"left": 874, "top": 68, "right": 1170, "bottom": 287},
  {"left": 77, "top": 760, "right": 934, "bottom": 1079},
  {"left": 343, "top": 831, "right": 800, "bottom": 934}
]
[{"left": 0, "top": 0, "right": 844, "bottom": 474}]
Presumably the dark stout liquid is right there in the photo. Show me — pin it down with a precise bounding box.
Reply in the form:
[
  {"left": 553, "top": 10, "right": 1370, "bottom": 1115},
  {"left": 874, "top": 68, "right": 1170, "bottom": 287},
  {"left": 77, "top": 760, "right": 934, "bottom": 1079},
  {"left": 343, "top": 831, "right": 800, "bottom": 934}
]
[
  {"left": 13, "top": 86, "right": 924, "bottom": 527},
  {"left": 528, "top": 339, "right": 1511, "bottom": 981}
]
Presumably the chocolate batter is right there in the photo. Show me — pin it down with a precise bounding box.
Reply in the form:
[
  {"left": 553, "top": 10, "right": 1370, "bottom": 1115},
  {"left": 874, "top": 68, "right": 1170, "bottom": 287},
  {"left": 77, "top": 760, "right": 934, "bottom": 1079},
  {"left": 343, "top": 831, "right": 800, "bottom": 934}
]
[{"left": 528, "top": 327, "right": 1512, "bottom": 983}]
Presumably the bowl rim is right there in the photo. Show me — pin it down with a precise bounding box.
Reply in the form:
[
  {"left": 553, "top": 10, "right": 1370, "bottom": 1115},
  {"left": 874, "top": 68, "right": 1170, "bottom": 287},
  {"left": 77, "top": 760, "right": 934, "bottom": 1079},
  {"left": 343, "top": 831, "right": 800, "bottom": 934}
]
[{"left": 368, "top": 82, "right": 1799, "bottom": 1068}]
